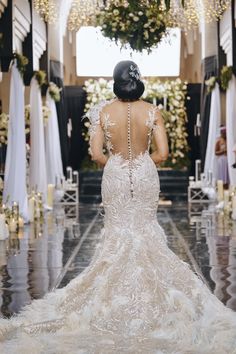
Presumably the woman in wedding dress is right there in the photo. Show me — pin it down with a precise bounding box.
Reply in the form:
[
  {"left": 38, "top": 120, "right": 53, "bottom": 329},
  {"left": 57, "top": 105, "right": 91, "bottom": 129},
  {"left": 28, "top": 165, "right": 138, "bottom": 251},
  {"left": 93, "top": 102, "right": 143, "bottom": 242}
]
[{"left": 1, "top": 61, "right": 236, "bottom": 354}]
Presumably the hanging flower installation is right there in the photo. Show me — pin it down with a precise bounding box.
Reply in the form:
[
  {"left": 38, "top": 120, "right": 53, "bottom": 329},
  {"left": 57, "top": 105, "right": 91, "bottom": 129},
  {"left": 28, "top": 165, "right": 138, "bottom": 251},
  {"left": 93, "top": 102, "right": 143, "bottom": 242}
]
[
  {"left": 83, "top": 78, "right": 189, "bottom": 169},
  {"left": 96, "top": 0, "right": 168, "bottom": 52},
  {"left": 33, "top": 0, "right": 58, "bottom": 23}
]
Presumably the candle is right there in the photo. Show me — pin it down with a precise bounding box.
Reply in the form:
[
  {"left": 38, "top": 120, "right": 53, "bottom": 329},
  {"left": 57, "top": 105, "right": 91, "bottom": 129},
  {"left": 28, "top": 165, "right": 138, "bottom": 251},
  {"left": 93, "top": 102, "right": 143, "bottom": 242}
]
[
  {"left": 189, "top": 176, "right": 194, "bottom": 187},
  {"left": 232, "top": 195, "right": 236, "bottom": 220},
  {"left": 9, "top": 218, "right": 17, "bottom": 233},
  {"left": 224, "top": 190, "right": 230, "bottom": 208},
  {"left": 0, "top": 214, "right": 6, "bottom": 240},
  {"left": 73, "top": 171, "right": 79, "bottom": 185},
  {"left": 217, "top": 180, "right": 224, "bottom": 202},
  {"left": 195, "top": 160, "right": 201, "bottom": 182},
  {"left": 207, "top": 170, "right": 213, "bottom": 186},
  {"left": 61, "top": 176, "right": 65, "bottom": 190},
  {"left": 18, "top": 217, "right": 24, "bottom": 228},
  {"left": 28, "top": 197, "right": 35, "bottom": 223},
  {"left": 163, "top": 96, "right": 167, "bottom": 110},
  {"left": 66, "top": 167, "right": 72, "bottom": 182},
  {"left": 47, "top": 184, "right": 55, "bottom": 208}
]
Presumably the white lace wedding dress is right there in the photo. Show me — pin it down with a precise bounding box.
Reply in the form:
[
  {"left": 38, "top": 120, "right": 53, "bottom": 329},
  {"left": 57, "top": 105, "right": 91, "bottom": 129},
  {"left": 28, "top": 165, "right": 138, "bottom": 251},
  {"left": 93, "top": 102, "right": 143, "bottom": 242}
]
[{"left": 1, "top": 100, "right": 236, "bottom": 354}]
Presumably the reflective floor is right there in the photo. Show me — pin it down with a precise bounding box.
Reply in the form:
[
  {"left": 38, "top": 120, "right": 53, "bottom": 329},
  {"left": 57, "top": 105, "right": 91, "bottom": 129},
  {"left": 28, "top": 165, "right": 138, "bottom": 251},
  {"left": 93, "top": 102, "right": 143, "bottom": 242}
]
[{"left": 0, "top": 200, "right": 236, "bottom": 317}]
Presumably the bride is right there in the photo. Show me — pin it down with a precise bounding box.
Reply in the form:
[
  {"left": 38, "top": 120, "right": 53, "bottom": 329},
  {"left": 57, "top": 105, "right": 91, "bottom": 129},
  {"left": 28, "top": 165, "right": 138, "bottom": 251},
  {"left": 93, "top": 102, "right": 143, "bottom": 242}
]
[{"left": 1, "top": 61, "right": 236, "bottom": 354}]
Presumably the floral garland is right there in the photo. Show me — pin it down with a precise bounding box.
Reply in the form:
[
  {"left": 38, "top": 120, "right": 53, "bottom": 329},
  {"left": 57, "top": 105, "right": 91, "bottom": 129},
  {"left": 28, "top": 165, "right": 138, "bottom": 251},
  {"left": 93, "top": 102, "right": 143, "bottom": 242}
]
[
  {"left": 96, "top": 0, "right": 168, "bottom": 52},
  {"left": 0, "top": 113, "right": 9, "bottom": 146},
  {"left": 48, "top": 82, "right": 61, "bottom": 102},
  {"left": 205, "top": 76, "right": 217, "bottom": 94},
  {"left": 204, "top": 66, "right": 234, "bottom": 93},
  {"left": 34, "top": 70, "right": 47, "bottom": 87},
  {"left": 83, "top": 78, "right": 189, "bottom": 169},
  {"left": 220, "top": 65, "right": 233, "bottom": 91},
  {"left": 14, "top": 52, "right": 29, "bottom": 77}
]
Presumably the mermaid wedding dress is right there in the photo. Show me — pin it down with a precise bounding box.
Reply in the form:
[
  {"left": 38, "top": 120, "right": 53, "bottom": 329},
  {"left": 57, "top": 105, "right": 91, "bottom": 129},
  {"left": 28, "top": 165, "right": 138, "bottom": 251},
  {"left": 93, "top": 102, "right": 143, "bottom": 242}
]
[{"left": 1, "top": 99, "right": 236, "bottom": 354}]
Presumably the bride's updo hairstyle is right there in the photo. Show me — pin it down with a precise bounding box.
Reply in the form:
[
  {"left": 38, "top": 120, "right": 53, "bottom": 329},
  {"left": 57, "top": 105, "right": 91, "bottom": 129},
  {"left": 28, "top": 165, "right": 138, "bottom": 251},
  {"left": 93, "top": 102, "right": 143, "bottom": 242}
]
[{"left": 113, "top": 60, "right": 145, "bottom": 101}]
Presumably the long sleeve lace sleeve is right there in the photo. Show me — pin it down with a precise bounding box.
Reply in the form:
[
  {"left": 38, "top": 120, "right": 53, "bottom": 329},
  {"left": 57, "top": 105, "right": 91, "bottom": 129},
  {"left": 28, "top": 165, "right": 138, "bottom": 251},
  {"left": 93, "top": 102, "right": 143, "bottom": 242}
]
[{"left": 86, "top": 101, "right": 108, "bottom": 165}]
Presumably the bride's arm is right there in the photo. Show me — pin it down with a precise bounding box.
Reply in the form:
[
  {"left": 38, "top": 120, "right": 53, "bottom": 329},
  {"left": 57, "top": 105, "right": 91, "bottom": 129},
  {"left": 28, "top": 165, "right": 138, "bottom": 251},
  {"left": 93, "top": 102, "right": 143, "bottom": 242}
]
[
  {"left": 150, "top": 111, "right": 169, "bottom": 165},
  {"left": 90, "top": 124, "right": 108, "bottom": 166}
]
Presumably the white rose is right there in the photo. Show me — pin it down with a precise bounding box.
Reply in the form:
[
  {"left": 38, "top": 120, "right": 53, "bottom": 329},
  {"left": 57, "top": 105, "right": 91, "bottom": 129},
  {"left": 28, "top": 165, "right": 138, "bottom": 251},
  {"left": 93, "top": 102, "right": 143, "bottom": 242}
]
[
  {"left": 133, "top": 16, "right": 139, "bottom": 21},
  {"left": 113, "top": 9, "right": 119, "bottom": 15},
  {"left": 138, "top": 11, "right": 143, "bottom": 15}
]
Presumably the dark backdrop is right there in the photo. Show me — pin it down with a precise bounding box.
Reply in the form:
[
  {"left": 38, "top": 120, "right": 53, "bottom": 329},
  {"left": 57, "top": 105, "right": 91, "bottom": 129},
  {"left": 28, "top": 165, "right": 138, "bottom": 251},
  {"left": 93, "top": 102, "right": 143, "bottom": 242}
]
[{"left": 64, "top": 86, "right": 87, "bottom": 171}]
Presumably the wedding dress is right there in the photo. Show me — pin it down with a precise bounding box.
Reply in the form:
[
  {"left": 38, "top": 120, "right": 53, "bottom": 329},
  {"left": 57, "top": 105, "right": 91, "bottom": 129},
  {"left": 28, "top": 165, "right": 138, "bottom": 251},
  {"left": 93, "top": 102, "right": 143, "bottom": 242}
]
[{"left": 1, "top": 99, "right": 236, "bottom": 354}]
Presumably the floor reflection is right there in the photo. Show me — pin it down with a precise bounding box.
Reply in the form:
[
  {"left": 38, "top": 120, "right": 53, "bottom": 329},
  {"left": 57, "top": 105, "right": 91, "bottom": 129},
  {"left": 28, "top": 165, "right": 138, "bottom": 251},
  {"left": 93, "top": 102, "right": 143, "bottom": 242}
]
[{"left": 0, "top": 201, "right": 236, "bottom": 316}]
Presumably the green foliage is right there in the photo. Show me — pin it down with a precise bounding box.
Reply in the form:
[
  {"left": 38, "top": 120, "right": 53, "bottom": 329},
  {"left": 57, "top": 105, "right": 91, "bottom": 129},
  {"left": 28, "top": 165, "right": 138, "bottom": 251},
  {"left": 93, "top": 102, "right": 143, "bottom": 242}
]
[
  {"left": 96, "top": 1, "right": 168, "bottom": 53},
  {"left": 14, "top": 52, "right": 29, "bottom": 77}
]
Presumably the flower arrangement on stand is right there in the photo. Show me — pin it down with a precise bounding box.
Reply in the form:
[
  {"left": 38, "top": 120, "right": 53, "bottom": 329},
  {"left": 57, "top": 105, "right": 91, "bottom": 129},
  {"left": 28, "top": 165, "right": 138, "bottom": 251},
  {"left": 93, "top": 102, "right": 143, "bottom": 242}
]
[
  {"left": 96, "top": 0, "right": 168, "bottom": 52},
  {"left": 83, "top": 78, "right": 189, "bottom": 170}
]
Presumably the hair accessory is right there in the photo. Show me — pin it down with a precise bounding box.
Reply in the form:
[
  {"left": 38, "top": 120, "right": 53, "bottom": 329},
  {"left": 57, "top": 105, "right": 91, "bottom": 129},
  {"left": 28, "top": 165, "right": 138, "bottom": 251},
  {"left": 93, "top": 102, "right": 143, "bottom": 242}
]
[{"left": 129, "top": 64, "right": 141, "bottom": 81}]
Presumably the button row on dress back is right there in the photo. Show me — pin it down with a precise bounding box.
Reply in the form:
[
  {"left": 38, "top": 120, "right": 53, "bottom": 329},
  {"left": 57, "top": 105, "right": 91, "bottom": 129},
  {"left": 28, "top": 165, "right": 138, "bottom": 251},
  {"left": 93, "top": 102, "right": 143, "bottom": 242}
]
[{"left": 127, "top": 103, "right": 134, "bottom": 198}]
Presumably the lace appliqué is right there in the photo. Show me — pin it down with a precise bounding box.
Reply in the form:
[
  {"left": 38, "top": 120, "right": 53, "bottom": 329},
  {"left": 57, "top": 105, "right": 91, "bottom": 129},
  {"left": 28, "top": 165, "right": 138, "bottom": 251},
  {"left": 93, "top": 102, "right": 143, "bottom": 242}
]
[
  {"left": 146, "top": 106, "right": 159, "bottom": 150},
  {"left": 86, "top": 100, "right": 108, "bottom": 138},
  {"left": 101, "top": 113, "right": 116, "bottom": 154}
]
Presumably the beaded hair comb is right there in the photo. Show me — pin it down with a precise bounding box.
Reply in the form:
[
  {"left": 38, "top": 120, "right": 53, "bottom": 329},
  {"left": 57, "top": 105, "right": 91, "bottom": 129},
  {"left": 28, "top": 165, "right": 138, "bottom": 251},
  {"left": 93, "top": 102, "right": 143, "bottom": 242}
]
[{"left": 129, "top": 64, "right": 141, "bottom": 81}]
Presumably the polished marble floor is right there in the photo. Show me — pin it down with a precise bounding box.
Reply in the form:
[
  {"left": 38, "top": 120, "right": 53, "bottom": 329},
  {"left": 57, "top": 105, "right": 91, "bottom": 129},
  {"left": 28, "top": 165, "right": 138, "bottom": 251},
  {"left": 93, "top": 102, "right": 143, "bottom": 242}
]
[{"left": 0, "top": 200, "right": 236, "bottom": 317}]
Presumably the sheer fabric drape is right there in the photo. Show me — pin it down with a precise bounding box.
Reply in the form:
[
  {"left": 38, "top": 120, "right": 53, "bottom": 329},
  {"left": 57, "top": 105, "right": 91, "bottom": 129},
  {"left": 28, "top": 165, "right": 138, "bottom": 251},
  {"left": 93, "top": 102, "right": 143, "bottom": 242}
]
[
  {"left": 45, "top": 90, "right": 64, "bottom": 185},
  {"left": 226, "top": 76, "right": 236, "bottom": 186},
  {"left": 29, "top": 77, "right": 47, "bottom": 201},
  {"left": 3, "top": 62, "right": 28, "bottom": 219},
  {"left": 204, "top": 83, "right": 221, "bottom": 179}
]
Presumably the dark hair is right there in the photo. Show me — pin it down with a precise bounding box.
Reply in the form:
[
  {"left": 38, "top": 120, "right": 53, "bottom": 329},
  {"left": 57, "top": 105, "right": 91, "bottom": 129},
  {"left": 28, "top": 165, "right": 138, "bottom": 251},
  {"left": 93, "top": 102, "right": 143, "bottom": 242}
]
[{"left": 113, "top": 60, "right": 145, "bottom": 101}]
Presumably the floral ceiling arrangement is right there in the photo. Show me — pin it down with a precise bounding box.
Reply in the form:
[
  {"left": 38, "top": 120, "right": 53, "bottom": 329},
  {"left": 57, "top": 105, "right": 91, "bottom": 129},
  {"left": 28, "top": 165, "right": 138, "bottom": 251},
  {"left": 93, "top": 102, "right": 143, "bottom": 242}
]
[
  {"left": 97, "top": 1, "right": 168, "bottom": 52},
  {"left": 48, "top": 0, "right": 231, "bottom": 52},
  {"left": 205, "top": 66, "right": 234, "bottom": 93},
  {"left": 83, "top": 78, "right": 189, "bottom": 169},
  {"left": 33, "top": 0, "right": 58, "bottom": 23}
]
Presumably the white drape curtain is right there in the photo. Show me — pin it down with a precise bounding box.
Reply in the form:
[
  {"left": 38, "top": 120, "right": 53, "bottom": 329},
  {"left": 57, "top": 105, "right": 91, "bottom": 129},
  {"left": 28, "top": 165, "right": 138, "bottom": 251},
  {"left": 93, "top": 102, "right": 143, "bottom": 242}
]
[
  {"left": 3, "top": 62, "right": 28, "bottom": 219},
  {"left": 204, "top": 83, "right": 221, "bottom": 179},
  {"left": 226, "top": 76, "right": 236, "bottom": 187},
  {"left": 29, "top": 77, "right": 47, "bottom": 201},
  {"left": 45, "top": 90, "right": 63, "bottom": 184}
]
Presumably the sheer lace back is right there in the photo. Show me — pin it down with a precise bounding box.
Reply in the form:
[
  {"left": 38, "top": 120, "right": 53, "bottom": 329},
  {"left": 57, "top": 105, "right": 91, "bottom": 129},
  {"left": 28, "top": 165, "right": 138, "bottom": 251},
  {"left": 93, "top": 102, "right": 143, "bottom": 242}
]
[{"left": 100, "top": 100, "right": 159, "bottom": 160}]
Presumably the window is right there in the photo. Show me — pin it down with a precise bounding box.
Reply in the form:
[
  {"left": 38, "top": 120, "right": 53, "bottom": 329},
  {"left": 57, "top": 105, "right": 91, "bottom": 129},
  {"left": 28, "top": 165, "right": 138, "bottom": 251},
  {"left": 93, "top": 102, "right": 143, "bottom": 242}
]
[{"left": 76, "top": 26, "right": 181, "bottom": 77}]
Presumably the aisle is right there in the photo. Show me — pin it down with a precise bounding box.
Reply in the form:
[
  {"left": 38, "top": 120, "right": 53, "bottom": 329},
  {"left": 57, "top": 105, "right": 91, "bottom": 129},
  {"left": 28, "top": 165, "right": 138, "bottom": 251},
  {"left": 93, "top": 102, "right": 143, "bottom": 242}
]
[{"left": 1, "top": 201, "right": 236, "bottom": 317}]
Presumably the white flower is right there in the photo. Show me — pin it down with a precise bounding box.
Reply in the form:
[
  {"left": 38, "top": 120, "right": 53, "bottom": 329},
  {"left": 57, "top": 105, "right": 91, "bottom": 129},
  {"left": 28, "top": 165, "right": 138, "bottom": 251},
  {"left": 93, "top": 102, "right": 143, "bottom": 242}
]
[
  {"left": 113, "top": 9, "right": 119, "bottom": 15},
  {"left": 133, "top": 16, "right": 139, "bottom": 22},
  {"left": 138, "top": 11, "right": 143, "bottom": 16}
]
